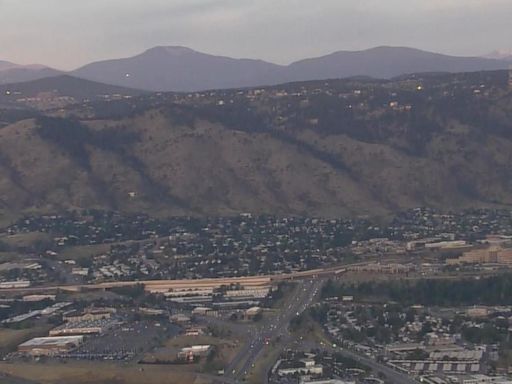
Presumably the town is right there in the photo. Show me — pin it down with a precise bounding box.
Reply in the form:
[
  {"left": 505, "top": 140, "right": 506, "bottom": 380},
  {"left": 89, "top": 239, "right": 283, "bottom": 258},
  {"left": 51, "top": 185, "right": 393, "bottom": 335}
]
[{"left": 1, "top": 208, "right": 512, "bottom": 383}]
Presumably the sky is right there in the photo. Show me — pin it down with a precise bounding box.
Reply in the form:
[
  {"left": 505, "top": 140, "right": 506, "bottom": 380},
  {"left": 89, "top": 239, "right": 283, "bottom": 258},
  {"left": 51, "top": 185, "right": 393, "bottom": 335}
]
[{"left": 0, "top": 0, "right": 511, "bottom": 70}]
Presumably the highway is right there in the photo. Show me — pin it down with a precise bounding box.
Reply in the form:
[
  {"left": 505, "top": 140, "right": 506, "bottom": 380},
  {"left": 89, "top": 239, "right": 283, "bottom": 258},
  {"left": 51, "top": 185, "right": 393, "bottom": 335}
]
[
  {"left": 219, "top": 272, "right": 418, "bottom": 384},
  {"left": 224, "top": 278, "right": 325, "bottom": 382},
  {"left": 0, "top": 263, "right": 351, "bottom": 295}
]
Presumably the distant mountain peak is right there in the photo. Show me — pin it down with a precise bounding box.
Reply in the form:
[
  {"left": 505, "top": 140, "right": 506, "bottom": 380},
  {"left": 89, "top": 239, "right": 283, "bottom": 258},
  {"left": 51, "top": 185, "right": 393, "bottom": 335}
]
[
  {"left": 0, "top": 60, "right": 20, "bottom": 71},
  {"left": 0, "top": 60, "right": 51, "bottom": 71},
  {"left": 483, "top": 49, "right": 512, "bottom": 60},
  {"left": 143, "top": 46, "right": 198, "bottom": 56}
]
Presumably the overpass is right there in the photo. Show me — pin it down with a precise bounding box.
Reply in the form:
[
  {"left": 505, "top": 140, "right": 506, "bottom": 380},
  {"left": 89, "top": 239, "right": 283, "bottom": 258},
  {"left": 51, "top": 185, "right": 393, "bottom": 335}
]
[{"left": 0, "top": 265, "right": 349, "bottom": 295}]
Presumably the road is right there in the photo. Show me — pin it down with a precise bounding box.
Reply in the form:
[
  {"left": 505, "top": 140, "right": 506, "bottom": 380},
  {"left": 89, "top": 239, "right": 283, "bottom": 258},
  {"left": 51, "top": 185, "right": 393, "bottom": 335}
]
[
  {"left": 219, "top": 271, "right": 418, "bottom": 384},
  {"left": 224, "top": 278, "right": 325, "bottom": 382},
  {"left": 333, "top": 347, "right": 419, "bottom": 384},
  {"left": 0, "top": 263, "right": 351, "bottom": 294}
]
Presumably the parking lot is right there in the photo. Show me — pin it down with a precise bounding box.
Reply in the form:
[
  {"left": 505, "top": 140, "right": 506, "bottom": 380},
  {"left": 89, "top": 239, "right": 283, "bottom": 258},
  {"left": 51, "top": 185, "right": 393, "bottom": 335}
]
[{"left": 67, "top": 320, "right": 180, "bottom": 361}]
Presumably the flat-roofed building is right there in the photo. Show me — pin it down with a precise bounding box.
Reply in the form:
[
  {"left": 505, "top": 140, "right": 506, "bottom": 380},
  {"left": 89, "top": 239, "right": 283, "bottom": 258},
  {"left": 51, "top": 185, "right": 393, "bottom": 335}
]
[
  {"left": 0, "top": 280, "right": 31, "bottom": 289},
  {"left": 302, "top": 380, "right": 355, "bottom": 384},
  {"left": 460, "top": 374, "right": 512, "bottom": 384},
  {"left": 467, "top": 307, "right": 489, "bottom": 318},
  {"left": 185, "top": 326, "right": 206, "bottom": 336},
  {"left": 192, "top": 307, "right": 218, "bottom": 317},
  {"left": 168, "top": 296, "right": 213, "bottom": 305},
  {"left": 447, "top": 246, "right": 512, "bottom": 265},
  {"left": 224, "top": 287, "right": 270, "bottom": 299},
  {"left": 178, "top": 345, "right": 213, "bottom": 361},
  {"left": 170, "top": 314, "right": 191, "bottom": 325},
  {"left": 64, "top": 307, "right": 115, "bottom": 322},
  {"left": 245, "top": 306, "right": 263, "bottom": 320},
  {"left": 22, "top": 295, "right": 56, "bottom": 302},
  {"left": 139, "top": 307, "right": 166, "bottom": 317},
  {"left": 18, "top": 336, "right": 83, "bottom": 356},
  {"left": 388, "top": 360, "right": 480, "bottom": 374},
  {"left": 49, "top": 318, "right": 113, "bottom": 336}
]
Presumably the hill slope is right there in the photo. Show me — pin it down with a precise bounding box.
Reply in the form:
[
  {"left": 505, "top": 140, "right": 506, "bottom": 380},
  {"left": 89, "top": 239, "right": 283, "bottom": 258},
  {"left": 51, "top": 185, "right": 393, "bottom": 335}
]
[
  {"left": 0, "top": 71, "right": 512, "bottom": 218},
  {"left": 0, "top": 75, "right": 145, "bottom": 105}
]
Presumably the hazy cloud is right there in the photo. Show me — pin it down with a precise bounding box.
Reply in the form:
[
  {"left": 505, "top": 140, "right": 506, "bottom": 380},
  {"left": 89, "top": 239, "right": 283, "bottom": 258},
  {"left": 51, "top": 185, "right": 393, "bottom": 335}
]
[{"left": 0, "top": 0, "right": 510, "bottom": 69}]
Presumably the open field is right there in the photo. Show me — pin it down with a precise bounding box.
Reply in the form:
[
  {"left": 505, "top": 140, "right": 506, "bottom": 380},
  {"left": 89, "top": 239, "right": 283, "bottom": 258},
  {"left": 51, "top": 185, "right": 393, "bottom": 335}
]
[
  {"left": 0, "top": 232, "right": 52, "bottom": 249},
  {"left": 55, "top": 243, "right": 111, "bottom": 261},
  {"left": 0, "top": 251, "right": 19, "bottom": 263},
  {"left": 0, "top": 361, "right": 211, "bottom": 384},
  {"left": 0, "top": 326, "right": 52, "bottom": 355},
  {"left": 0, "top": 210, "right": 21, "bottom": 229}
]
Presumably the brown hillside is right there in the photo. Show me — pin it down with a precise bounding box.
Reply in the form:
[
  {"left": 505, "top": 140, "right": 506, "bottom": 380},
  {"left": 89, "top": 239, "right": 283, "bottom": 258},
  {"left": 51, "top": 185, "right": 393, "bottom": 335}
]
[{"left": 1, "top": 72, "right": 512, "bottom": 218}]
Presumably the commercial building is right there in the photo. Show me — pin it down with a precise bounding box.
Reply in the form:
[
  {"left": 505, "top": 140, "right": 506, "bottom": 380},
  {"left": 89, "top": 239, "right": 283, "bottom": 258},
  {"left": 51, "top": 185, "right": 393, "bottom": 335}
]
[
  {"left": 458, "top": 375, "right": 512, "bottom": 384},
  {"left": 278, "top": 365, "right": 324, "bottom": 376},
  {"left": 245, "top": 306, "right": 263, "bottom": 320},
  {"left": 41, "top": 302, "right": 72, "bottom": 316},
  {"left": 178, "top": 345, "right": 213, "bottom": 361},
  {"left": 466, "top": 307, "right": 490, "bottom": 318},
  {"left": 277, "top": 358, "right": 324, "bottom": 376},
  {"left": 170, "top": 314, "right": 192, "bottom": 325},
  {"left": 348, "top": 263, "right": 413, "bottom": 274},
  {"left": 49, "top": 318, "right": 113, "bottom": 336},
  {"left": 139, "top": 307, "right": 166, "bottom": 317},
  {"left": 446, "top": 247, "right": 512, "bottom": 265},
  {"left": 388, "top": 359, "right": 480, "bottom": 374},
  {"left": 184, "top": 326, "right": 206, "bottom": 336},
  {"left": 22, "top": 295, "right": 56, "bottom": 302},
  {"left": 301, "top": 380, "right": 355, "bottom": 384},
  {"left": 71, "top": 267, "right": 89, "bottom": 276},
  {"left": 18, "top": 336, "right": 84, "bottom": 356},
  {"left": 0, "top": 280, "right": 31, "bottom": 289},
  {"left": 64, "top": 307, "right": 115, "bottom": 322},
  {"left": 192, "top": 307, "right": 218, "bottom": 317},
  {"left": 1, "top": 310, "right": 41, "bottom": 324},
  {"left": 168, "top": 296, "right": 213, "bottom": 305},
  {"left": 424, "top": 241, "right": 468, "bottom": 250},
  {"left": 224, "top": 287, "right": 271, "bottom": 299}
]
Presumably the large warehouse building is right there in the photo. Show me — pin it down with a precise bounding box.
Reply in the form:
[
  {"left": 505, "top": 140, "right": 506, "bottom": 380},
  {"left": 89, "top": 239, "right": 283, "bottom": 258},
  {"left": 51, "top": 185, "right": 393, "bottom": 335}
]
[{"left": 18, "top": 336, "right": 84, "bottom": 356}]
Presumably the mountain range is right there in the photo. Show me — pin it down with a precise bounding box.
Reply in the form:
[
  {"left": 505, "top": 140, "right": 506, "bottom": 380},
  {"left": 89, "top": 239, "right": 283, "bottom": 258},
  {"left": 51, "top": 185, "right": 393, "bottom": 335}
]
[{"left": 1, "top": 46, "right": 511, "bottom": 92}]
